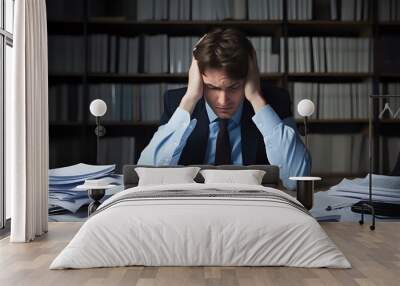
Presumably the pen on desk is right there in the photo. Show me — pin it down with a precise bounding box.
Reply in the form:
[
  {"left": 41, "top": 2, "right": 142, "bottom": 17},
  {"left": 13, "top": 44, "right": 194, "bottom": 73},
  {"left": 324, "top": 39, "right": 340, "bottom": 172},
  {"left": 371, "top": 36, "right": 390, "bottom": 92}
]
[{"left": 326, "top": 202, "right": 354, "bottom": 211}]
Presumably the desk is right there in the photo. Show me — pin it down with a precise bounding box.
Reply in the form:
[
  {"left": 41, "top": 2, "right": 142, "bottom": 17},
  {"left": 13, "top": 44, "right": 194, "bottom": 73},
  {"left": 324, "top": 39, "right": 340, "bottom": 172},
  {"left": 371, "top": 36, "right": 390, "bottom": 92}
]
[
  {"left": 49, "top": 184, "right": 124, "bottom": 222},
  {"left": 87, "top": 189, "right": 106, "bottom": 215}
]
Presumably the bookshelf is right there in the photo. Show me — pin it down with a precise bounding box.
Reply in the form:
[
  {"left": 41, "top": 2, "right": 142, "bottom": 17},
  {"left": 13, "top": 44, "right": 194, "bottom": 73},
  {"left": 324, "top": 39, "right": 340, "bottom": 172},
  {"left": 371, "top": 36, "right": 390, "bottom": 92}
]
[{"left": 47, "top": 0, "right": 400, "bottom": 177}]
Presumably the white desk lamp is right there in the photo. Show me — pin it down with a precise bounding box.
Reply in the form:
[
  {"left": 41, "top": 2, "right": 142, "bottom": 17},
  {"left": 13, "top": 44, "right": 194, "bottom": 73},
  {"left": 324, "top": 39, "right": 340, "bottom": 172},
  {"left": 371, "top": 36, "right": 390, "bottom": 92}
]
[
  {"left": 290, "top": 99, "right": 320, "bottom": 210},
  {"left": 89, "top": 99, "right": 107, "bottom": 164},
  {"left": 297, "top": 99, "right": 315, "bottom": 150}
]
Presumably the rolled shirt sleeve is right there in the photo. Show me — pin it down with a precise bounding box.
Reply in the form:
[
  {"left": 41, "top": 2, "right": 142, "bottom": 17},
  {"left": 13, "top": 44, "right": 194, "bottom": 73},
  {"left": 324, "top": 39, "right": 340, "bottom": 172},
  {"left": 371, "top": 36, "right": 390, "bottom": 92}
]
[{"left": 138, "top": 107, "right": 197, "bottom": 166}]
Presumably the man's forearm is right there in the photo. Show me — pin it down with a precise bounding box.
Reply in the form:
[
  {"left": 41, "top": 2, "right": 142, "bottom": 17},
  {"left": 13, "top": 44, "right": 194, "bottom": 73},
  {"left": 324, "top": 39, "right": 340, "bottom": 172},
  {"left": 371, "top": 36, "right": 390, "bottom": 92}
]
[
  {"left": 248, "top": 92, "right": 267, "bottom": 113},
  {"left": 252, "top": 105, "right": 311, "bottom": 191},
  {"left": 138, "top": 108, "right": 197, "bottom": 165},
  {"left": 179, "top": 93, "right": 199, "bottom": 114}
]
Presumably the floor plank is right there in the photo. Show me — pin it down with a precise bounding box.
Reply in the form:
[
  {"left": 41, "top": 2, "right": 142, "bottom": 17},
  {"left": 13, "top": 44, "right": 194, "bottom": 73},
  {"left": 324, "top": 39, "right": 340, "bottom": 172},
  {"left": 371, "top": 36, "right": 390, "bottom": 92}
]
[{"left": 0, "top": 222, "right": 399, "bottom": 286}]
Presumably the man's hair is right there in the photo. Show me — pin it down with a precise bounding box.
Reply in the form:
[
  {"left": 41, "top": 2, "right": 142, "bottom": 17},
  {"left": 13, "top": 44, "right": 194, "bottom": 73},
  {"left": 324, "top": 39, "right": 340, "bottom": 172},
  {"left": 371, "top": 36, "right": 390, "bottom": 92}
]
[{"left": 193, "top": 28, "right": 254, "bottom": 80}]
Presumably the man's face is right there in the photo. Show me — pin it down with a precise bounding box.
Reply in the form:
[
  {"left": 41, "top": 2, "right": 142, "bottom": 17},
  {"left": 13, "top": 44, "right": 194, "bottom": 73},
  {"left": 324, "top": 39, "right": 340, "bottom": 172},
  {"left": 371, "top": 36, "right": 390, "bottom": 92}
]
[{"left": 202, "top": 68, "right": 245, "bottom": 119}]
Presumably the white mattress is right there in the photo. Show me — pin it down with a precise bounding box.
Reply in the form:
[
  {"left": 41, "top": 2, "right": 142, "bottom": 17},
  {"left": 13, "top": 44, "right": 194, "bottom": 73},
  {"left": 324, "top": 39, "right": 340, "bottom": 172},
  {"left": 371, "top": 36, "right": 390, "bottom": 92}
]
[{"left": 50, "top": 183, "right": 351, "bottom": 269}]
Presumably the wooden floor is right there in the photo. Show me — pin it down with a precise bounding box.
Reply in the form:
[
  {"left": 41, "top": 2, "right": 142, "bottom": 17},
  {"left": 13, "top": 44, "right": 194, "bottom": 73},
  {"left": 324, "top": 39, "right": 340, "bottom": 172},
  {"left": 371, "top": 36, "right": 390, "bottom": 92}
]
[{"left": 0, "top": 222, "right": 399, "bottom": 286}]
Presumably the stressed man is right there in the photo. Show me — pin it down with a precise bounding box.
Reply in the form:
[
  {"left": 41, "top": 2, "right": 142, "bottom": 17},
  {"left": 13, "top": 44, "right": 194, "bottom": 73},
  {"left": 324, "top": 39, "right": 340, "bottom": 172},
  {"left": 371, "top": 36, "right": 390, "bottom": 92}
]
[{"left": 138, "top": 28, "right": 311, "bottom": 190}]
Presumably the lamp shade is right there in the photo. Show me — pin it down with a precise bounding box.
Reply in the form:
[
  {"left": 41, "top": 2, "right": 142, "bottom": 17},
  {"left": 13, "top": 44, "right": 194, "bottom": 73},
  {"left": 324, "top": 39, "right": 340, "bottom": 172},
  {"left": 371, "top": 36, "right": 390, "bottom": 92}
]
[
  {"left": 89, "top": 99, "right": 107, "bottom": 117},
  {"left": 297, "top": 99, "right": 315, "bottom": 117}
]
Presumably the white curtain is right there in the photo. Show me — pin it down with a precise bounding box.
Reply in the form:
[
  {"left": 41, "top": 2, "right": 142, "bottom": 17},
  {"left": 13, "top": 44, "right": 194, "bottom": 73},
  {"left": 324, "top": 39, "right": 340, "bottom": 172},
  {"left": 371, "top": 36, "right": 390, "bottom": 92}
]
[{"left": 6, "top": 0, "right": 49, "bottom": 242}]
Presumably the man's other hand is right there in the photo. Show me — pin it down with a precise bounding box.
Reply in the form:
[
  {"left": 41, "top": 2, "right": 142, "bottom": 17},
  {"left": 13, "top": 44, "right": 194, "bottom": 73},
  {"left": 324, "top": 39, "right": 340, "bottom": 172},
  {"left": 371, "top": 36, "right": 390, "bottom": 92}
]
[
  {"left": 244, "top": 48, "right": 267, "bottom": 112},
  {"left": 179, "top": 57, "right": 204, "bottom": 114},
  {"left": 179, "top": 35, "right": 208, "bottom": 114}
]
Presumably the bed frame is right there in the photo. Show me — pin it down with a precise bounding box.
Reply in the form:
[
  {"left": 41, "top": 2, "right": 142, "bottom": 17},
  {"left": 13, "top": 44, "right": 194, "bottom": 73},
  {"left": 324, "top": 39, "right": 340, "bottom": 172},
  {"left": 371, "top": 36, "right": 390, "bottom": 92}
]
[{"left": 123, "top": 165, "right": 281, "bottom": 189}]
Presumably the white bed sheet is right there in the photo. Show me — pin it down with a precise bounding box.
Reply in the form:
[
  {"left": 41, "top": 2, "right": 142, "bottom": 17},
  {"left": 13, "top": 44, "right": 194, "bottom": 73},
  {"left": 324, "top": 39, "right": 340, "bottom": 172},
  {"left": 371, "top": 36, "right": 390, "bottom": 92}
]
[{"left": 50, "top": 183, "right": 351, "bottom": 269}]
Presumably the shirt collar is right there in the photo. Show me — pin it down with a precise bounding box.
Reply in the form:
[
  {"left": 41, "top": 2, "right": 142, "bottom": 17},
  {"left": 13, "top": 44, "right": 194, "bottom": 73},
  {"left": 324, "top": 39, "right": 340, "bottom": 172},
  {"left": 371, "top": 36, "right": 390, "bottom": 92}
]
[{"left": 205, "top": 100, "right": 243, "bottom": 126}]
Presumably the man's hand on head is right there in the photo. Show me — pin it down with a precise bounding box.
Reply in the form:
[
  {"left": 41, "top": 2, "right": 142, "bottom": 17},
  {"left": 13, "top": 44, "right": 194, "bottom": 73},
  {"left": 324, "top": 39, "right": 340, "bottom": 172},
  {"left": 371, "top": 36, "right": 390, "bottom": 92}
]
[
  {"left": 244, "top": 49, "right": 267, "bottom": 113},
  {"left": 179, "top": 57, "right": 204, "bottom": 114},
  {"left": 179, "top": 35, "right": 208, "bottom": 114}
]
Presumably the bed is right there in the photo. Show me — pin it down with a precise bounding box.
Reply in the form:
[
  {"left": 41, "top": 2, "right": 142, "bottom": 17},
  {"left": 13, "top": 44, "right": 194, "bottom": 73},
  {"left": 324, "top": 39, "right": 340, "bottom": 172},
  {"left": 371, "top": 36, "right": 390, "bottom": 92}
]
[{"left": 49, "top": 165, "right": 351, "bottom": 269}]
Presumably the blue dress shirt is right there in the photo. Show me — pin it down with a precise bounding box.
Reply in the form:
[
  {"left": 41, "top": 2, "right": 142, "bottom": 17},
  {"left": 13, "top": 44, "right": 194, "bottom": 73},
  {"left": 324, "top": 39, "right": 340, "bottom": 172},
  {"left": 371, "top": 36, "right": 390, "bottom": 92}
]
[
  {"left": 204, "top": 100, "right": 243, "bottom": 165},
  {"left": 138, "top": 101, "right": 311, "bottom": 190}
]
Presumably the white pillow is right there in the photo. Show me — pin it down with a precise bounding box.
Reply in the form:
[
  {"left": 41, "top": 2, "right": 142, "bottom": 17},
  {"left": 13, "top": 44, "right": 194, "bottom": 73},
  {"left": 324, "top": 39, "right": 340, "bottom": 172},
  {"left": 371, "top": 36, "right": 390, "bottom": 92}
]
[
  {"left": 135, "top": 167, "right": 201, "bottom": 186},
  {"left": 200, "top": 169, "right": 266, "bottom": 185}
]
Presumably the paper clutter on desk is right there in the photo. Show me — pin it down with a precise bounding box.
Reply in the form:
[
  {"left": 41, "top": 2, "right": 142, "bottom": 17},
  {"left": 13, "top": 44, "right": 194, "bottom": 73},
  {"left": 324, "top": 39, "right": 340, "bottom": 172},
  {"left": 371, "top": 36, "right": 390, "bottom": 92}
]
[
  {"left": 80, "top": 177, "right": 120, "bottom": 188},
  {"left": 48, "top": 163, "right": 122, "bottom": 214}
]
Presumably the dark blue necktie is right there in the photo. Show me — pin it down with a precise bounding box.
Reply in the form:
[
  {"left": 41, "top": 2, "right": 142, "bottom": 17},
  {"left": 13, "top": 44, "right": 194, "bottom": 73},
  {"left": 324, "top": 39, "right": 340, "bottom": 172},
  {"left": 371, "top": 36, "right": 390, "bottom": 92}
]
[{"left": 215, "top": 119, "right": 231, "bottom": 165}]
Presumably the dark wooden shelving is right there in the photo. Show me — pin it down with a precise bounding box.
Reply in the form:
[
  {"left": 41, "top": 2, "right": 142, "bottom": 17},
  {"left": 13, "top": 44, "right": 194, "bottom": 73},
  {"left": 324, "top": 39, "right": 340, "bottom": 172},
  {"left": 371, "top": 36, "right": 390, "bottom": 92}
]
[
  {"left": 101, "top": 121, "right": 159, "bottom": 126},
  {"left": 48, "top": 72, "right": 284, "bottom": 83},
  {"left": 49, "top": 122, "right": 158, "bottom": 138},
  {"left": 377, "top": 21, "right": 400, "bottom": 32},
  {"left": 50, "top": 121, "right": 159, "bottom": 127},
  {"left": 287, "top": 20, "right": 371, "bottom": 36},
  {"left": 50, "top": 119, "right": 400, "bottom": 138},
  {"left": 50, "top": 121, "right": 400, "bottom": 138},
  {"left": 296, "top": 119, "right": 400, "bottom": 124},
  {"left": 288, "top": 73, "right": 372, "bottom": 82},
  {"left": 87, "top": 19, "right": 283, "bottom": 35},
  {"left": 46, "top": 19, "right": 399, "bottom": 35},
  {"left": 54, "top": 119, "right": 399, "bottom": 127},
  {"left": 47, "top": 20, "right": 84, "bottom": 34},
  {"left": 47, "top": 0, "right": 400, "bottom": 172},
  {"left": 49, "top": 124, "right": 83, "bottom": 137},
  {"left": 50, "top": 122, "right": 83, "bottom": 126},
  {"left": 379, "top": 73, "right": 400, "bottom": 80},
  {"left": 88, "top": 72, "right": 284, "bottom": 83},
  {"left": 296, "top": 120, "right": 368, "bottom": 134},
  {"left": 378, "top": 21, "right": 400, "bottom": 26},
  {"left": 88, "top": 19, "right": 284, "bottom": 26},
  {"left": 89, "top": 73, "right": 188, "bottom": 84},
  {"left": 49, "top": 72, "right": 372, "bottom": 82},
  {"left": 295, "top": 119, "right": 400, "bottom": 135},
  {"left": 47, "top": 19, "right": 284, "bottom": 35},
  {"left": 295, "top": 119, "right": 368, "bottom": 123},
  {"left": 49, "top": 72, "right": 84, "bottom": 83}
]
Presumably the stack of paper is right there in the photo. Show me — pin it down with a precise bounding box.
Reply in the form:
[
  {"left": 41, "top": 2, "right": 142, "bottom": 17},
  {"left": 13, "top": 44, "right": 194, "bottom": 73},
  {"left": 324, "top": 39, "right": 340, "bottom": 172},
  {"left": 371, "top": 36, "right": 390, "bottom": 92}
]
[
  {"left": 311, "top": 174, "right": 400, "bottom": 222},
  {"left": 329, "top": 174, "right": 400, "bottom": 203},
  {"left": 49, "top": 163, "right": 122, "bottom": 214}
]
